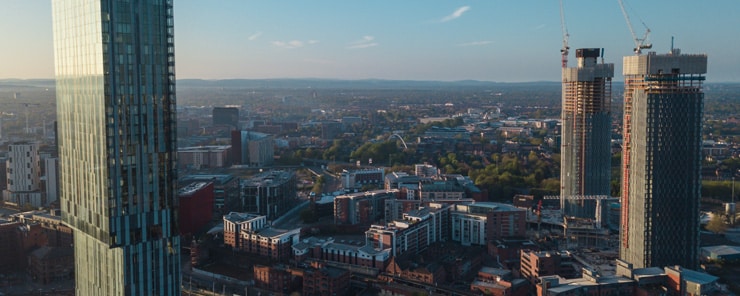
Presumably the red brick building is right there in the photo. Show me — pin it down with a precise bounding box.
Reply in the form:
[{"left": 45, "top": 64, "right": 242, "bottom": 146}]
[
  {"left": 302, "top": 261, "right": 350, "bottom": 296},
  {"left": 27, "top": 246, "right": 74, "bottom": 284},
  {"left": 386, "top": 257, "right": 446, "bottom": 285},
  {"left": 0, "top": 220, "right": 23, "bottom": 272},
  {"left": 520, "top": 250, "right": 578, "bottom": 285},
  {"left": 178, "top": 181, "right": 214, "bottom": 236},
  {"left": 470, "top": 267, "right": 529, "bottom": 296},
  {"left": 253, "top": 265, "right": 301, "bottom": 294}
]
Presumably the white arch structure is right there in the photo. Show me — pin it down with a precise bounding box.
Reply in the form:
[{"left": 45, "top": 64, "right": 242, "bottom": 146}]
[{"left": 388, "top": 133, "right": 408, "bottom": 150}]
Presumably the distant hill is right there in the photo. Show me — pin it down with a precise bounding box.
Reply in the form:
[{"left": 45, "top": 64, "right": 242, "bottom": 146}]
[
  {"left": 175, "top": 78, "right": 562, "bottom": 90},
  {"left": 3, "top": 78, "right": 739, "bottom": 92},
  {"left": 0, "top": 79, "right": 56, "bottom": 89}
]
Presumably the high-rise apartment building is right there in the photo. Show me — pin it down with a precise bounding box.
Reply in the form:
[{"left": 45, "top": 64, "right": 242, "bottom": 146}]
[
  {"left": 3, "top": 142, "right": 43, "bottom": 208},
  {"left": 560, "top": 48, "right": 614, "bottom": 219},
  {"left": 52, "top": 0, "right": 180, "bottom": 294},
  {"left": 619, "top": 50, "right": 707, "bottom": 269}
]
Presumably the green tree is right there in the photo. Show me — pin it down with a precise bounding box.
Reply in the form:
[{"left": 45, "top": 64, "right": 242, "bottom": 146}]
[{"left": 706, "top": 213, "right": 728, "bottom": 234}]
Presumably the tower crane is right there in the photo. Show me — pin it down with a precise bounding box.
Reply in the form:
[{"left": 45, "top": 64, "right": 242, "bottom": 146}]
[
  {"left": 559, "top": 0, "right": 570, "bottom": 68},
  {"left": 617, "top": 0, "right": 652, "bottom": 54}
]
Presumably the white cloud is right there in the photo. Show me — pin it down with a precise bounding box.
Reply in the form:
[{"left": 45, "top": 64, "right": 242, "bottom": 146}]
[
  {"left": 533, "top": 24, "right": 546, "bottom": 30},
  {"left": 441, "top": 6, "right": 470, "bottom": 22},
  {"left": 457, "top": 40, "right": 493, "bottom": 47},
  {"left": 347, "top": 35, "right": 378, "bottom": 49},
  {"left": 248, "top": 31, "right": 262, "bottom": 41},
  {"left": 347, "top": 43, "right": 378, "bottom": 49},
  {"left": 272, "top": 39, "right": 319, "bottom": 49}
]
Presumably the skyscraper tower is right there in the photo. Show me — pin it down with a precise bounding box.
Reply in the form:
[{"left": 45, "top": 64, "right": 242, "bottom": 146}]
[
  {"left": 619, "top": 49, "right": 707, "bottom": 269},
  {"left": 52, "top": 0, "right": 180, "bottom": 295},
  {"left": 560, "top": 48, "right": 614, "bottom": 219}
]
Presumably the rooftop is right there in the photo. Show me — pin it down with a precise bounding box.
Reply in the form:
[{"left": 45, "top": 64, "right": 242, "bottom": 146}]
[
  {"left": 669, "top": 266, "right": 718, "bottom": 285},
  {"left": 701, "top": 245, "right": 740, "bottom": 256},
  {"left": 178, "top": 145, "right": 231, "bottom": 152},
  {"left": 178, "top": 181, "right": 211, "bottom": 196},
  {"left": 254, "top": 227, "right": 298, "bottom": 238},
  {"left": 223, "top": 212, "right": 263, "bottom": 223},
  {"left": 242, "top": 170, "right": 295, "bottom": 187},
  {"left": 180, "top": 174, "right": 236, "bottom": 185}
]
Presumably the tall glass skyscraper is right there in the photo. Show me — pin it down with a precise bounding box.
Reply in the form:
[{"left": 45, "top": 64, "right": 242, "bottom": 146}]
[
  {"left": 52, "top": 0, "right": 180, "bottom": 294},
  {"left": 560, "top": 48, "right": 614, "bottom": 219},
  {"left": 619, "top": 50, "right": 707, "bottom": 269}
]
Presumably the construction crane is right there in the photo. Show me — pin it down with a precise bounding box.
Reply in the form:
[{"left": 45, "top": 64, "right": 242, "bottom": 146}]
[
  {"left": 617, "top": 0, "right": 652, "bottom": 54},
  {"left": 21, "top": 103, "right": 40, "bottom": 134},
  {"left": 559, "top": 0, "right": 570, "bottom": 68}
]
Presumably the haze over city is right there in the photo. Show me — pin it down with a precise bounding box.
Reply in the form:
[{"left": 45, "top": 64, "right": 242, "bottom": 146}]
[
  {"left": 2, "top": 0, "right": 740, "bottom": 295},
  {"left": 1, "top": 0, "right": 739, "bottom": 81}
]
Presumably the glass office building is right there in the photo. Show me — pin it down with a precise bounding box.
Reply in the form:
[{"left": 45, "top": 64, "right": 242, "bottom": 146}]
[{"left": 52, "top": 0, "right": 180, "bottom": 294}]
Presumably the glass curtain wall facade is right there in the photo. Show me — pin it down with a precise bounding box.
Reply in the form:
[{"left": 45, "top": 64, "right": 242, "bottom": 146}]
[
  {"left": 52, "top": 0, "right": 180, "bottom": 295},
  {"left": 619, "top": 51, "right": 707, "bottom": 269},
  {"left": 560, "top": 48, "right": 614, "bottom": 219}
]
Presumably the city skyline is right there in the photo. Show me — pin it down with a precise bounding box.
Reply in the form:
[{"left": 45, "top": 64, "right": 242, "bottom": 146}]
[{"left": 1, "top": 0, "right": 739, "bottom": 82}]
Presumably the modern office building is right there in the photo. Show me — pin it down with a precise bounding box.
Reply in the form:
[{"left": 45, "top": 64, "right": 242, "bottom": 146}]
[
  {"left": 334, "top": 190, "right": 397, "bottom": 225},
  {"left": 619, "top": 50, "right": 707, "bottom": 269},
  {"left": 560, "top": 48, "right": 614, "bottom": 219},
  {"left": 241, "top": 170, "right": 297, "bottom": 220},
  {"left": 52, "top": 0, "right": 180, "bottom": 294},
  {"left": 231, "top": 130, "right": 274, "bottom": 166},
  {"left": 212, "top": 107, "right": 239, "bottom": 128}
]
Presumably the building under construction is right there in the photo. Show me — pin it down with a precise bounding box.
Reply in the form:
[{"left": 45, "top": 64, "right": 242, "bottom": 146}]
[
  {"left": 543, "top": 195, "right": 617, "bottom": 249},
  {"left": 620, "top": 49, "right": 707, "bottom": 269},
  {"left": 560, "top": 48, "right": 614, "bottom": 219}
]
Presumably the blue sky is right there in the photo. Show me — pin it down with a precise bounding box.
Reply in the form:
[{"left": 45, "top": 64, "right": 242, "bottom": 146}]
[{"left": 1, "top": 0, "right": 739, "bottom": 82}]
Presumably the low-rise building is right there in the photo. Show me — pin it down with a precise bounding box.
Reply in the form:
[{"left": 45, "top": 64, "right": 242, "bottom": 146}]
[
  {"left": 701, "top": 245, "right": 740, "bottom": 262},
  {"left": 292, "top": 237, "right": 391, "bottom": 270},
  {"left": 240, "top": 227, "right": 301, "bottom": 261},
  {"left": 302, "top": 261, "right": 350, "bottom": 296},
  {"left": 451, "top": 202, "right": 526, "bottom": 246},
  {"left": 27, "top": 246, "right": 74, "bottom": 284},
  {"left": 223, "top": 212, "right": 266, "bottom": 249},
  {"left": 223, "top": 212, "right": 300, "bottom": 261},
  {"left": 536, "top": 268, "right": 635, "bottom": 296},
  {"left": 386, "top": 257, "right": 446, "bottom": 285},
  {"left": 342, "top": 168, "right": 385, "bottom": 190},
  {"left": 470, "top": 267, "right": 529, "bottom": 296},
  {"left": 520, "top": 250, "right": 578, "bottom": 285},
  {"left": 177, "top": 145, "right": 231, "bottom": 169}
]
